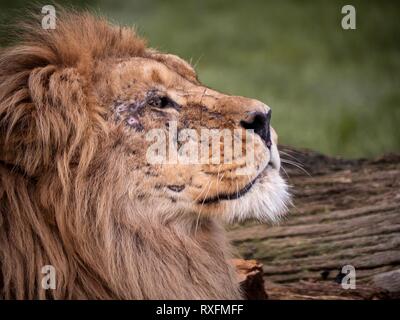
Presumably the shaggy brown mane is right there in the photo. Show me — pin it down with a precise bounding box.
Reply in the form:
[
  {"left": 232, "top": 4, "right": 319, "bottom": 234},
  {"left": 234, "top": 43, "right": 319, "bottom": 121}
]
[{"left": 0, "top": 10, "right": 241, "bottom": 299}]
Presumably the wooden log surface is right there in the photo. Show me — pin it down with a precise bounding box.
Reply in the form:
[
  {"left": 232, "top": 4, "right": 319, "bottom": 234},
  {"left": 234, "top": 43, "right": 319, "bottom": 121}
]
[
  {"left": 232, "top": 259, "right": 268, "bottom": 300},
  {"left": 229, "top": 147, "right": 400, "bottom": 299}
]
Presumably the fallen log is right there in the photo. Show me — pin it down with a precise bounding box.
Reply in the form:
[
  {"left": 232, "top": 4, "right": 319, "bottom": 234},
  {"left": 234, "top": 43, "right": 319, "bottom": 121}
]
[{"left": 229, "top": 147, "right": 400, "bottom": 299}]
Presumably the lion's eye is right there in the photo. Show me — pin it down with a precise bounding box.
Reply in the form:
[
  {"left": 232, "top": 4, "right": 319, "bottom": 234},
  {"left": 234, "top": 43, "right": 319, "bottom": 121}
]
[{"left": 148, "top": 96, "right": 179, "bottom": 110}]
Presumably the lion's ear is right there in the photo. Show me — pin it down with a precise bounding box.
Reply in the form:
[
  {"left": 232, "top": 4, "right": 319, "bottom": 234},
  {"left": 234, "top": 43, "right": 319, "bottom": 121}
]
[
  {"left": 147, "top": 50, "right": 198, "bottom": 83},
  {"left": 0, "top": 65, "right": 90, "bottom": 176}
]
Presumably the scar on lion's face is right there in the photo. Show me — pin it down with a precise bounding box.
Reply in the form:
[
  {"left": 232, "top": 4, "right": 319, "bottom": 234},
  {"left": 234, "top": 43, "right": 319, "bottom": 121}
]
[{"left": 112, "top": 88, "right": 182, "bottom": 131}]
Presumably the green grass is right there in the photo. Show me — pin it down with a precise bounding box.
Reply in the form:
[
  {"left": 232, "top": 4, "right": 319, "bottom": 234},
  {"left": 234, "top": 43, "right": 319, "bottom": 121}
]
[{"left": 1, "top": 0, "right": 399, "bottom": 158}]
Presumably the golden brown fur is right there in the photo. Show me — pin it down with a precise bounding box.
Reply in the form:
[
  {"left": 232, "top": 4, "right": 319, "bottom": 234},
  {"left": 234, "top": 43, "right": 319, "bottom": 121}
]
[{"left": 0, "top": 10, "right": 289, "bottom": 299}]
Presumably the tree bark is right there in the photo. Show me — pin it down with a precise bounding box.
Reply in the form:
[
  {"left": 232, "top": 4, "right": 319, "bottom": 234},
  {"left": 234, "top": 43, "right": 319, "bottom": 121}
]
[{"left": 229, "top": 147, "right": 400, "bottom": 299}]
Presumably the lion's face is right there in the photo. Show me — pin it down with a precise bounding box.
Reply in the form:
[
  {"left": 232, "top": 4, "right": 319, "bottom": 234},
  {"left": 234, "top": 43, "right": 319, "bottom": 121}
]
[{"left": 98, "top": 53, "right": 290, "bottom": 223}]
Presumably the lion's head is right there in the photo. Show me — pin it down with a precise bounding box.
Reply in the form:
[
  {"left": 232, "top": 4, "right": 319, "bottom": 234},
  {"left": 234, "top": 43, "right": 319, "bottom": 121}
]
[{"left": 0, "top": 10, "right": 289, "bottom": 299}]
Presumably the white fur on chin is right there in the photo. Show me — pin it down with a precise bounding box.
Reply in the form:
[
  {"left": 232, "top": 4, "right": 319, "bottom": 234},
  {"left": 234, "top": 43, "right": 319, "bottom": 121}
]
[{"left": 226, "top": 169, "right": 291, "bottom": 224}]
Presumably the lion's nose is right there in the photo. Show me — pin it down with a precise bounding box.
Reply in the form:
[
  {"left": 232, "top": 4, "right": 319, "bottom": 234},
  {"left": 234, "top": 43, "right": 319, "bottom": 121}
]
[{"left": 240, "top": 110, "right": 272, "bottom": 148}]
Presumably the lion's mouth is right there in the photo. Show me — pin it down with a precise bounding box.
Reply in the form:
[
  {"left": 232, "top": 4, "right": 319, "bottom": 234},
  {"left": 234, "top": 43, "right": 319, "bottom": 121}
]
[
  {"left": 201, "top": 178, "right": 257, "bottom": 204},
  {"left": 200, "top": 164, "right": 272, "bottom": 205}
]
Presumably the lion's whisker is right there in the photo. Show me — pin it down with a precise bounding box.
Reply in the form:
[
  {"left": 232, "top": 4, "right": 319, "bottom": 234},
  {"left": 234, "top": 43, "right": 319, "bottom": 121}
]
[
  {"left": 281, "top": 158, "right": 311, "bottom": 176},
  {"left": 281, "top": 165, "right": 290, "bottom": 180},
  {"left": 279, "top": 150, "right": 299, "bottom": 161},
  {"left": 195, "top": 180, "right": 213, "bottom": 234}
]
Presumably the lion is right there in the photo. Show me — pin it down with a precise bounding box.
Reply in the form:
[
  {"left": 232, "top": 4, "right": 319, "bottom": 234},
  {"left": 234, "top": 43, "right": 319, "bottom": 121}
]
[{"left": 0, "top": 10, "right": 290, "bottom": 299}]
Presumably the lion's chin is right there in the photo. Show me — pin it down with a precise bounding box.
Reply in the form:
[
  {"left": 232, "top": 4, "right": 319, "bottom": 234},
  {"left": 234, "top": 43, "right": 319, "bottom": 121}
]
[{"left": 224, "top": 169, "right": 291, "bottom": 224}]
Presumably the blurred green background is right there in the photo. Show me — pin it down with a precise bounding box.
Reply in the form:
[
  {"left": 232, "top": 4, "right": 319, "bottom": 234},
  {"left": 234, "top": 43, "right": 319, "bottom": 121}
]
[{"left": 1, "top": 0, "right": 399, "bottom": 158}]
